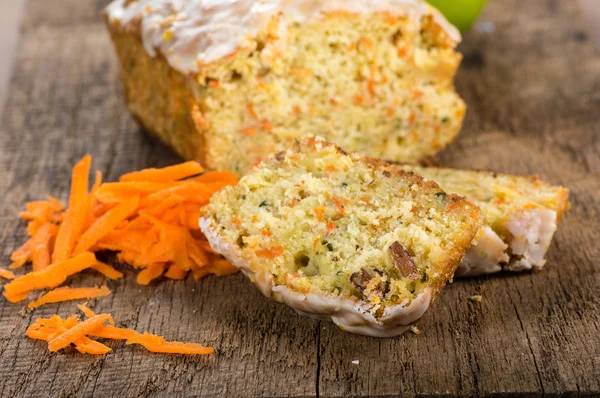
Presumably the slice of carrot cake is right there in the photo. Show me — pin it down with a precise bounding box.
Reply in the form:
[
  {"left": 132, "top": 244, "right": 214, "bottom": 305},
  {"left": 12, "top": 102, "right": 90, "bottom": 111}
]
[
  {"left": 200, "top": 135, "right": 481, "bottom": 336},
  {"left": 400, "top": 166, "right": 569, "bottom": 276}
]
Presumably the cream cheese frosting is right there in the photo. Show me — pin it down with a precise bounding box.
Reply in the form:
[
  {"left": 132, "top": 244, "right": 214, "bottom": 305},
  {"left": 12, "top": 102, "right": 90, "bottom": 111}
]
[
  {"left": 199, "top": 215, "right": 432, "bottom": 338},
  {"left": 105, "top": 0, "right": 460, "bottom": 74}
]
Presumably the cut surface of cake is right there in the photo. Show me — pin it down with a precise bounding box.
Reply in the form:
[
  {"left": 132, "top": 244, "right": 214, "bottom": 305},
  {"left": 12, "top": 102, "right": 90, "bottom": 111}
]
[
  {"left": 200, "top": 136, "right": 481, "bottom": 336},
  {"left": 105, "top": 0, "right": 465, "bottom": 175},
  {"left": 401, "top": 166, "right": 570, "bottom": 277}
]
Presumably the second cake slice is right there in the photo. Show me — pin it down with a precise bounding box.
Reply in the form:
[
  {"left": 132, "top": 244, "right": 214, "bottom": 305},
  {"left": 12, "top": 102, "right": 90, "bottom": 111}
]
[{"left": 200, "top": 135, "right": 481, "bottom": 336}]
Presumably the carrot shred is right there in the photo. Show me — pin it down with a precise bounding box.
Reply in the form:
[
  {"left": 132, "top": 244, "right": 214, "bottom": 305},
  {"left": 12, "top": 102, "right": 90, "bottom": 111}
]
[
  {"left": 89, "top": 325, "right": 139, "bottom": 340},
  {"left": 191, "top": 171, "right": 238, "bottom": 185},
  {"left": 91, "top": 261, "right": 124, "bottom": 280},
  {"left": 48, "top": 314, "right": 112, "bottom": 352},
  {"left": 28, "top": 286, "right": 111, "bottom": 309},
  {"left": 119, "top": 161, "right": 203, "bottom": 183},
  {"left": 126, "top": 332, "right": 214, "bottom": 355},
  {"left": 52, "top": 201, "right": 89, "bottom": 264},
  {"left": 136, "top": 263, "right": 165, "bottom": 285},
  {"left": 73, "top": 196, "right": 139, "bottom": 255},
  {"left": 69, "top": 154, "right": 92, "bottom": 209},
  {"left": 30, "top": 223, "right": 57, "bottom": 271},
  {"left": 26, "top": 324, "right": 56, "bottom": 341},
  {"left": 90, "top": 171, "right": 103, "bottom": 194},
  {"left": 26, "top": 305, "right": 214, "bottom": 355},
  {"left": 191, "top": 259, "right": 238, "bottom": 281},
  {"left": 0, "top": 267, "right": 15, "bottom": 280},
  {"left": 19, "top": 196, "right": 64, "bottom": 236},
  {"left": 10, "top": 239, "right": 32, "bottom": 269},
  {"left": 3, "top": 252, "right": 97, "bottom": 302},
  {"left": 74, "top": 336, "right": 112, "bottom": 355},
  {"left": 165, "top": 264, "right": 188, "bottom": 280},
  {"left": 77, "top": 303, "right": 96, "bottom": 318}
]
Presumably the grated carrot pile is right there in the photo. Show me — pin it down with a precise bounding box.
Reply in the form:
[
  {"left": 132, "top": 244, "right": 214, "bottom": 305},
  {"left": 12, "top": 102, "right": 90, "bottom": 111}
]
[
  {"left": 2, "top": 155, "right": 238, "bottom": 303},
  {"left": 0, "top": 155, "right": 238, "bottom": 356},
  {"left": 26, "top": 304, "right": 214, "bottom": 355}
]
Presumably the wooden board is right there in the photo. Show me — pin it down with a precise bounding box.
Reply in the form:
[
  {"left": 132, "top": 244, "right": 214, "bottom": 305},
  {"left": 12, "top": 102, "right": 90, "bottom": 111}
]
[{"left": 0, "top": 0, "right": 598, "bottom": 396}]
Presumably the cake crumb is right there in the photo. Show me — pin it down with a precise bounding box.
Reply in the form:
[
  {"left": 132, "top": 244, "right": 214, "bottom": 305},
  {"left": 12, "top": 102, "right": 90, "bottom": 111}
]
[
  {"left": 351, "top": 360, "right": 360, "bottom": 365},
  {"left": 469, "top": 295, "right": 483, "bottom": 302},
  {"left": 410, "top": 326, "right": 421, "bottom": 335}
]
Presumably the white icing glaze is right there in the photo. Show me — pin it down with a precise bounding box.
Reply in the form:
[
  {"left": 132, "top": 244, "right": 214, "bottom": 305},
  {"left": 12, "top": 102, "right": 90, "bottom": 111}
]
[
  {"left": 106, "top": 0, "right": 460, "bottom": 74},
  {"left": 456, "top": 226, "right": 508, "bottom": 277},
  {"left": 505, "top": 209, "right": 558, "bottom": 272},
  {"left": 456, "top": 209, "right": 559, "bottom": 277},
  {"left": 199, "top": 216, "right": 432, "bottom": 337}
]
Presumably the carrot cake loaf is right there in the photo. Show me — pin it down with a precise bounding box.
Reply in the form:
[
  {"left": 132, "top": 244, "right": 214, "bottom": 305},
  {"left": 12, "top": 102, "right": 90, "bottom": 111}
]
[{"left": 105, "top": 0, "right": 465, "bottom": 175}]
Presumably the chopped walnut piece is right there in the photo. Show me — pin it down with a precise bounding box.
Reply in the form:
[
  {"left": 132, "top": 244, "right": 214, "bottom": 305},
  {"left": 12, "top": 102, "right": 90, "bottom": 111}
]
[
  {"left": 388, "top": 241, "right": 420, "bottom": 280},
  {"left": 350, "top": 269, "right": 373, "bottom": 290}
]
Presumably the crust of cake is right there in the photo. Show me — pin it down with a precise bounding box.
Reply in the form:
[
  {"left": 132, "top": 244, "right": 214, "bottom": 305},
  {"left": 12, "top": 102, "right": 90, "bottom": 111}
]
[{"left": 105, "top": 15, "right": 209, "bottom": 163}]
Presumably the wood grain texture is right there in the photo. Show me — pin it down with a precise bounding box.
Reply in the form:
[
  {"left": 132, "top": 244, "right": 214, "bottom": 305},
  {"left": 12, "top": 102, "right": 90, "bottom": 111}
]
[{"left": 0, "top": 0, "right": 598, "bottom": 397}]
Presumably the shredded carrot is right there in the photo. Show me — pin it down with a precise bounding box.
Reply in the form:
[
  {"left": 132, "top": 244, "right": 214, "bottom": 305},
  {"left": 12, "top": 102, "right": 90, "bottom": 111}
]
[
  {"left": 368, "top": 78, "right": 376, "bottom": 97},
  {"left": 77, "top": 303, "right": 97, "bottom": 318},
  {"left": 8, "top": 155, "right": 239, "bottom": 357},
  {"left": 359, "top": 37, "right": 373, "bottom": 49},
  {"left": 119, "top": 161, "right": 204, "bottom": 183},
  {"left": 19, "top": 196, "right": 64, "bottom": 236},
  {"left": 242, "top": 127, "right": 257, "bottom": 136},
  {"left": 136, "top": 263, "right": 165, "bottom": 285},
  {"left": 28, "top": 286, "right": 111, "bottom": 309},
  {"left": 30, "top": 223, "right": 57, "bottom": 271},
  {"left": 314, "top": 206, "right": 326, "bottom": 222},
  {"left": 332, "top": 197, "right": 346, "bottom": 216},
  {"left": 190, "top": 171, "right": 237, "bottom": 185},
  {"left": 10, "top": 239, "right": 32, "bottom": 269},
  {"left": 260, "top": 120, "right": 273, "bottom": 132},
  {"left": 69, "top": 154, "right": 92, "bottom": 209},
  {"left": 74, "top": 336, "right": 112, "bottom": 355},
  {"left": 90, "top": 325, "right": 138, "bottom": 340},
  {"left": 91, "top": 261, "right": 124, "bottom": 280},
  {"left": 73, "top": 196, "right": 139, "bottom": 255},
  {"left": 26, "top": 324, "right": 56, "bottom": 341},
  {"left": 0, "top": 267, "right": 15, "bottom": 280},
  {"left": 255, "top": 246, "right": 285, "bottom": 259},
  {"left": 52, "top": 202, "right": 89, "bottom": 264},
  {"left": 165, "top": 264, "right": 188, "bottom": 280},
  {"left": 191, "top": 259, "right": 238, "bottom": 280},
  {"left": 48, "top": 314, "right": 112, "bottom": 352},
  {"left": 246, "top": 102, "right": 258, "bottom": 119},
  {"left": 3, "top": 252, "right": 97, "bottom": 303},
  {"left": 326, "top": 221, "right": 337, "bottom": 234},
  {"left": 26, "top": 306, "right": 213, "bottom": 355},
  {"left": 127, "top": 332, "right": 214, "bottom": 355}
]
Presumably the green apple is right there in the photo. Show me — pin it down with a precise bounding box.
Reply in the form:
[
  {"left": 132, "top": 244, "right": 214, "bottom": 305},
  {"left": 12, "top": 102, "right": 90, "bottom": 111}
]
[{"left": 426, "top": 0, "right": 488, "bottom": 32}]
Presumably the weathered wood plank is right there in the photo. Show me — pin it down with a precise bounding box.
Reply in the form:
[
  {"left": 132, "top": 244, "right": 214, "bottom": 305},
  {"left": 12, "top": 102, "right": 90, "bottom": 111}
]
[{"left": 0, "top": 0, "right": 598, "bottom": 397}]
